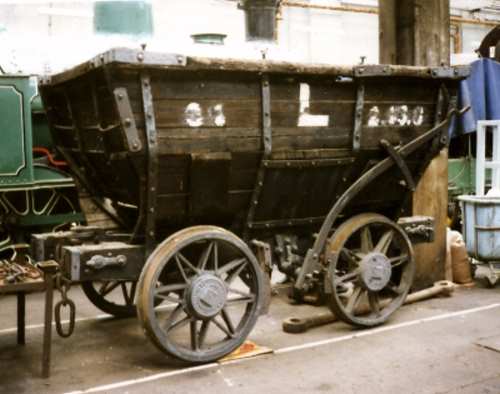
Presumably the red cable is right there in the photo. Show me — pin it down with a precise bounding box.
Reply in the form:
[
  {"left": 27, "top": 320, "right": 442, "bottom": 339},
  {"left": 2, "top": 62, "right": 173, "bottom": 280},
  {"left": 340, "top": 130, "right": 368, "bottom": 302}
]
[{"left": 32, "top": 147, "right": 68, "bottom": 167}]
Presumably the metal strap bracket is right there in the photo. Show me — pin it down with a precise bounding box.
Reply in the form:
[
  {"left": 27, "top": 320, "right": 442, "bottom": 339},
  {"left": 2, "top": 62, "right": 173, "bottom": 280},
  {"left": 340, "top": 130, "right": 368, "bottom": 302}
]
[
  {"left": 114, "top": 87, "right": 142, "bottom": 152},
  {"left": 245, "top": 75, "right": 272, "bottom": 233},
  {"left": 262, "top": 75, "right": 272, "bottom": 155},
  {"left": 140, "top": 74, "right": 159, "bottom": 253}
]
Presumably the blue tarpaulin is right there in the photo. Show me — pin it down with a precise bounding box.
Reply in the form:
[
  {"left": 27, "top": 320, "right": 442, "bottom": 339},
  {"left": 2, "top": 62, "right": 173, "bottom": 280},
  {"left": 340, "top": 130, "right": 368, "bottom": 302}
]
[{"left": 455, "top": 58, "right": 500, "bottom": 137}]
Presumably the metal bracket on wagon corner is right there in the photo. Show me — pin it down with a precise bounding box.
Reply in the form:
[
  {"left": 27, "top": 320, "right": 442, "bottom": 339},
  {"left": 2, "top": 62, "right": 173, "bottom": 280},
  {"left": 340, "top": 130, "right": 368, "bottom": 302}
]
[{"left": 114, "top": 87, "right": 142, "bottom": 152}]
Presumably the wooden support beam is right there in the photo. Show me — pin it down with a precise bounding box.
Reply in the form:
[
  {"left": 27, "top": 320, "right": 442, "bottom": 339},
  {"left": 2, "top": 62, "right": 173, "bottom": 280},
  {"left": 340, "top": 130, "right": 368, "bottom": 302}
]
[{"left": 379, "top": 0, "right": 450, "bottom": 290}]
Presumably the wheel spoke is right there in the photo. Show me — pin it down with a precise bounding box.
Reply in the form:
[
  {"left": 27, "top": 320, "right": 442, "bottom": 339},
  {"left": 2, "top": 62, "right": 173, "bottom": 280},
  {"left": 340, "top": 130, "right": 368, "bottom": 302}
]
[
  {"left": 190, "top": 320, "right": 199, "bottom": 350},
  {"left": 225, "top": 259, "right": 249, "bottom": 285},
  {"left": 345, "top": 286, "right": 364, "bottom": 314},
  {"left": 360, "top": 227, "right": 374, "bottom": 254},
  {"left": 198, "top": 241, "right": 214, "bottom": 270},
  {"left": 334, "top": 268, "right": 361, "bottom": 285},
  {"left": 155, "top": 292, "right": 183, "bottom": 304},
  {"left": 177, "top": 252, "right": 200, "bottom": 274},
  {"left": 99, "top": 281, "right": 120, "bottom": 297},
  {"left": 168, "top": 315, "right": 190, "bottom": 332},
  {"left": 226, "top": 295, "right": 255, "bottom": 306},
  {"left": 221, "top": 308, "right": 235, "bottom": 335},
  {"left": 98, "top": 281, "right": 110, "bottom": 295},
  {"left": 387, "top": 282, "right": 403, "bottom": 295},
  {"left": 155, "top": 283, "right": 187, "bottom": 295},
  {"left": 389, "top": 254, "right": 408, "bottom": 268},
  {"left": 374, "top": 230, "right": 394, "bottom": 254},
  {"left": 228, "top": 286, "right": 254, "bottom": 298},
  {"left": 163, "top": 304, "right": 184, "bottom": 331},
  {"left": 175, "top": 255, "right": 190, "bottom": 283},
  {"left": 218, "top": 257, "right": 247, "bottom": 276},
  {"left": 120, "top": 283, "right": 130, "bottom": 305},
  {"left": 212, "top": 316, "right": 233, "bottom": 338},
  {"left": 213, "top": 241, "right": 219, "bottom": 271},
  {"left": 129, "top": 282, "right": 137, "bottom": 305},
  {"left": 340, "top": 248, "right": 362, "bottom": 266},
  {"left": 368, "top": 292, "right": 381, "bottom": 316},
  {"left": 198, "top": 320, "right": 211, "bottom": 348}
]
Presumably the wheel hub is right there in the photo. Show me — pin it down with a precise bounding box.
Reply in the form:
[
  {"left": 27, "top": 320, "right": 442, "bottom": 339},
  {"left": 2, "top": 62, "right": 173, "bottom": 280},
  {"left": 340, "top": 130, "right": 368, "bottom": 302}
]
[
  {"left": 186, "top": 274, "right": 228, "bottom": 319},
  {"left": 360, "top": 252, "right": 392, "bottom": 291}
]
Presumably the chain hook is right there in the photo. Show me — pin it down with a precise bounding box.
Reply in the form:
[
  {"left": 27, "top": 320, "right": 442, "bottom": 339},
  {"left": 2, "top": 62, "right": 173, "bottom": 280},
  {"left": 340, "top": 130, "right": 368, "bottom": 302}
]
[{"left": 54, "top": 274, "right": 76, "bottom": 338}]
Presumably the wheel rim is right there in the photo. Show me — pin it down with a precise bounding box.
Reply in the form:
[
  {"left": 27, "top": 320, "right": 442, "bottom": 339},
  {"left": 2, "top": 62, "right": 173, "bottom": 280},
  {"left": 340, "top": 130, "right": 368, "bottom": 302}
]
[
  {"left": 137, "top": 226, "right": 263, "bottom": 363},
  {"left": 326, "top": 213, "right": 415, "bottom": 327},
  {"left": 82, "top": 280, "right": 138, "bottom": 318}
]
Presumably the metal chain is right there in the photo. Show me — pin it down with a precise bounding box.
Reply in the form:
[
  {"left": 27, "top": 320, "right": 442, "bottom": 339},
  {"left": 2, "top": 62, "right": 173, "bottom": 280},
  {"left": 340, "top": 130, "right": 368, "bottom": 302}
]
[{"left": 54, "top": 274, "right": 76, "bottom": 338}]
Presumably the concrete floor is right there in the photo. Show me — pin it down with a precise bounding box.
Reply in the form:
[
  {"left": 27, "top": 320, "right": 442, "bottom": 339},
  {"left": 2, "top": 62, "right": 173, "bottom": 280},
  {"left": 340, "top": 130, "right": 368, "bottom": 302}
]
[{"left": 1, "top": 274, "right": 500, "bottom": 394}]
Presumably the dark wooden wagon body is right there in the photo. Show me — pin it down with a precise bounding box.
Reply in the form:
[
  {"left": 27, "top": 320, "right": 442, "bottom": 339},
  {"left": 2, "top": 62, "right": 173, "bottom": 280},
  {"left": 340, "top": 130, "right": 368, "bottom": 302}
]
[
  {"left": 33, "top": 48, "right": 468, "bottom": 363},
  {"left": 38, "top": 48, "right": 464, "bottom": 238}
]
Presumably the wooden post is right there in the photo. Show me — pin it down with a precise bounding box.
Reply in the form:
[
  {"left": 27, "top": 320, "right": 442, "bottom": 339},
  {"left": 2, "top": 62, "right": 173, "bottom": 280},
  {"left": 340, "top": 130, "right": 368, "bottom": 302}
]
[{"left": 379, "top": 0, "right": 450, "bottom": 290}]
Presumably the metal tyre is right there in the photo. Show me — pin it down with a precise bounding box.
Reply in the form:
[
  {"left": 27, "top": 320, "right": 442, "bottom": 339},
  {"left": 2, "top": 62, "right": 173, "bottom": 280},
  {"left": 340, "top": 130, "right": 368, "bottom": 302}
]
[
  {"left": 137, "top": 226, "right": 264, "bottom": 363},
  {"left": 326, "top": 213, "right": 415, "bottom": 327},
  {"left": 82, "top": 280, "right": 138, "bottom": 318}
]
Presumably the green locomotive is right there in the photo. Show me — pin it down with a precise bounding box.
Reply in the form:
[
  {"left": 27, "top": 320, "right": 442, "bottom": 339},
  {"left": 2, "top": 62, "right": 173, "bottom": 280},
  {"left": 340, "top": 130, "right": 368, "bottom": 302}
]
[{"left": 0, "top": 74, "right": 83, "bottom": 257}]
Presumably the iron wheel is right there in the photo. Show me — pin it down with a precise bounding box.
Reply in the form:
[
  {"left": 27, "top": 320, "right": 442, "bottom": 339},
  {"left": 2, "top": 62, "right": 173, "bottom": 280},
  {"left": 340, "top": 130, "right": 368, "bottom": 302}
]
[
  {"left": 325, "top": 213, "right": 415, "bottom": 327},
  {"left": 136, "top": 226, "right": 264, "bottom": 363}
]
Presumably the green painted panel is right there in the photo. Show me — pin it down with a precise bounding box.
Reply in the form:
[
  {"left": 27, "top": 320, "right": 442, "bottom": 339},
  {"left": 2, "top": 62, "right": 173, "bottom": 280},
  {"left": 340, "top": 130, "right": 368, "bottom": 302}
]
[
  {"left": 0, "top": 85, "right": 26, "bottom": 175},
  {"left": 33, "top": 165, "right": 73, "bottom": 183},
  {"left": 94, "top": 1, "right": 153, "bottom": 36},
  {"left": 32, "top": 113, "right": 52, "bottom": 149},
  {"left": 0, "top": 76, "right": 34, "bottom": 188},
  {"left": 448, "top": 157, "right": 491, "bottom": 199}
]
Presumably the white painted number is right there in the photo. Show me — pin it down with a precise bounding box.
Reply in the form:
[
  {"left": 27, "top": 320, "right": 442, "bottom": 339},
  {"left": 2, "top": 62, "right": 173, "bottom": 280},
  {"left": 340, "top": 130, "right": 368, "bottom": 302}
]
[
  {"left": 367, "top": 105, "right": 425, "bottom": 127},
  {"left": 185, "top": 102, "right": 226, "bottom": 128},
  {"left": 298, "top": 83, "right": 330, "bottom": 127}
]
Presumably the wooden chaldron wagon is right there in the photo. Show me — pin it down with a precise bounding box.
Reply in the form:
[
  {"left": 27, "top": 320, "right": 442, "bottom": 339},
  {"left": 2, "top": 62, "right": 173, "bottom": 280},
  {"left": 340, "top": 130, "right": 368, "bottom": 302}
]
[{"left": 33, "top": 48, "right": 467, "bottom": 363}]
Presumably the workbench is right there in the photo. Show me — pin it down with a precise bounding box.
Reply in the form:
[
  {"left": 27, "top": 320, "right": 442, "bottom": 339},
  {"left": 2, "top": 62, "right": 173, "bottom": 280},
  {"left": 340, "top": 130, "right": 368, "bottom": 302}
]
[{"left": 0, "top": 262, "right": 57, "bottom": 378}]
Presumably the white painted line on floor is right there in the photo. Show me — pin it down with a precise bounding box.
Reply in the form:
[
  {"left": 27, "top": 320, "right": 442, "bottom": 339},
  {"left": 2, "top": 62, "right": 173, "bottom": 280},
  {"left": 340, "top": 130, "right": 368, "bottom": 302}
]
[
  {"left": 275, "top": 302, "right": 500, "bottom": 354},
  {"left": 0, "top": 314, "right": 112, "bottom": 335},
  {"left": 64, "top": 302, "right": 500, "bottom": 394},
  {"left": 0, "top": 305, "right": 177, "bottom": 336}
]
